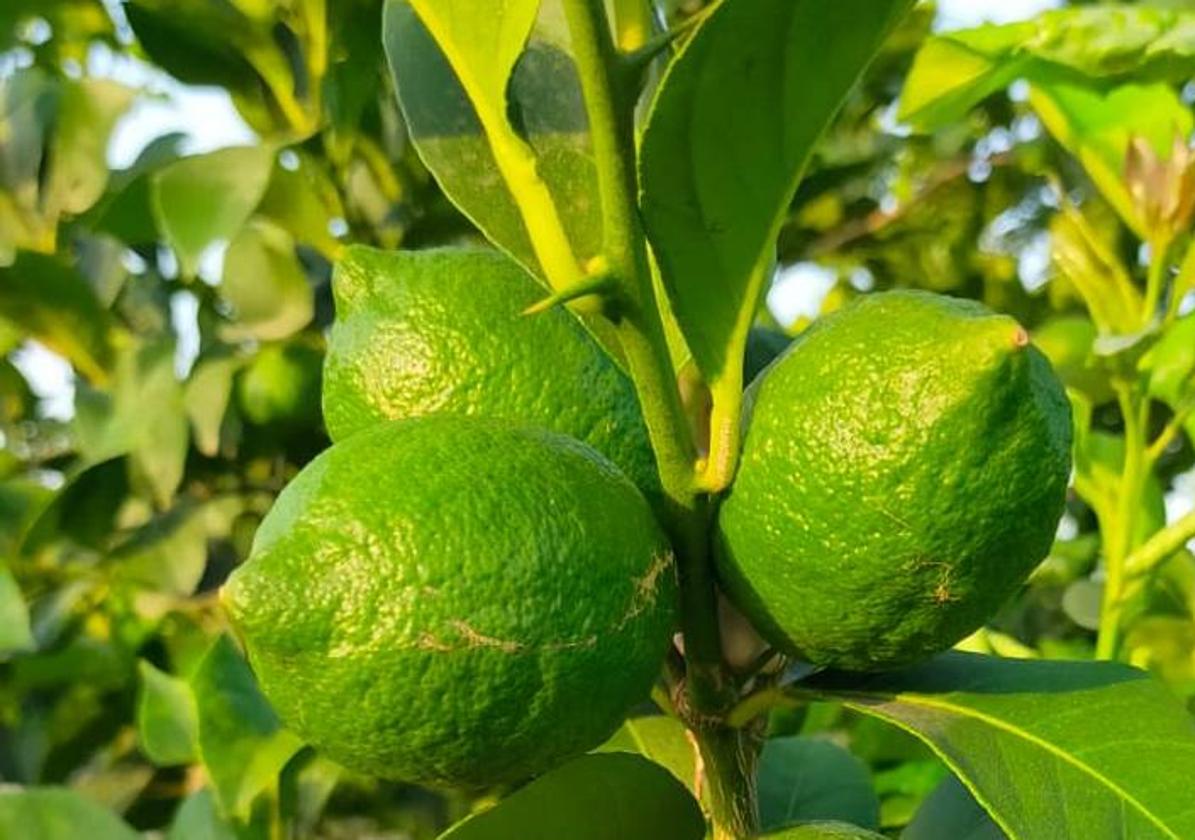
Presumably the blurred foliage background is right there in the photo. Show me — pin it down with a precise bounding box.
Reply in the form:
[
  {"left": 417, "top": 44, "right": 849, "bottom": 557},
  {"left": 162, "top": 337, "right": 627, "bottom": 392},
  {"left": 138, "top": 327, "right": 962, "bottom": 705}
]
[{"left": 1, "top": 0, "right": 1194, "bottom": 837}]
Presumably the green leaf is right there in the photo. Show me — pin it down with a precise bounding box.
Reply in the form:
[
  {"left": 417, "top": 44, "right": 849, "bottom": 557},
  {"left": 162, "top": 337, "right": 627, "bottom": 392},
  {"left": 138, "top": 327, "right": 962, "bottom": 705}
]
[
  {"left": 1029, "top": 82, "right": 1192, "bottom": 239},
  {"left": 758, "top": 737, "right": 880, "bottom": 833},
  {"left": 439, "top": 753, "right": 705, "bottom": 840},
  {"left": 166, "top": 789, "right": 237, "bottom": 840},
  {"left": 137, "top": 660, "right": 199, "bottom": 765},
  {"left": 185, "top": 355, "right": 242, "bottom": 457},
  {"left": 0, "top": 562, "right": 34, "bottom": 657},
  {"left": 151, "top": 146, "right": 274, "bottom": 276},
  {"left": 256, "top": 152, "right": 346, "bottom": 259},
  {"left": 0, "top": 253, "right": 114, "bottom": 383},
  {"left": 599, "top": 715, "right": 695, "bottom": 793},
  {"left": 903, "top": 776, "right": 1006, "bottom": 840},
  {"left": 75, "top": 339, "right": 188, "bottom": 508},
  {"left": 44, "top": 79, "right": 135, "bottom": 218},
  {"left": 0, "top": 787, "right": 140, "bottom": 840},
  {"left": 1141, "top": 314, "right": 1195, "bottom": 409},
  {"left": 804, "top": 652, "right": 1195, "bottom": 840},
  {"left": 190, "top": 635, "right": 303, "bottom": 818},
  {"left": 762, "top": 822, "right": 887, "bottom": 840},
  {"left": 639, "top": 0, "right": 913, "bottom": 384},
  {"left": 900, "top": 7, "right": 1195, "bottom": 131},
  {"left": 383, "top": 0, "right": 601, "bottom": 294},
  {"left": 220, "top": 220, "right": 314, "bottom": 341}
]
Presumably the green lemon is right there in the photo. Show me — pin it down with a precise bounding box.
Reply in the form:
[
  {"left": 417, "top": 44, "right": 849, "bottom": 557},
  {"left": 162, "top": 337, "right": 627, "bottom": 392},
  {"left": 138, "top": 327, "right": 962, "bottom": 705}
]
[
  {"left": 322, "top": 246, "right": 659, "bottom": 497},
  {"left": 237, "top": 341, "right": 323, "bottom": 428},
  {"left": 717, "top": 291, "right": 1072, "bottom": 671},
  {"left": 222, "top": 415, "right": 677, "bottom": 787}
]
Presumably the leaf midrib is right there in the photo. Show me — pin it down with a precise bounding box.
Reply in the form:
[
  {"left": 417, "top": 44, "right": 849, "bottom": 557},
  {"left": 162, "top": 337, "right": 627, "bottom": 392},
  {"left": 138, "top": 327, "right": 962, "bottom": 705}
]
[{"left": 845, "top": 693, "right": 1179, "bottom": 840}]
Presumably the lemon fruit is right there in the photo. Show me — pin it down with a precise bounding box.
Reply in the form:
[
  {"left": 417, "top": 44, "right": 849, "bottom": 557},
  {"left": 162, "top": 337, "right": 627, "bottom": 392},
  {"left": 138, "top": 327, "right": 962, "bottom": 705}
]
[
  {"left": 222, "top": 415, "right": 677, "bottom": 787},
  {"left": 322, "top": 246, "right": 659, "bottom": 497},
  {"left": 717, "top": 291, "right": 1071, "bottom": 671}
]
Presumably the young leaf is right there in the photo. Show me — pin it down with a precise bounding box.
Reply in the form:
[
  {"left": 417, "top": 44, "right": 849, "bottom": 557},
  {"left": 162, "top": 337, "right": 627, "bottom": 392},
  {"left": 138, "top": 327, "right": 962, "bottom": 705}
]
[
  {"left": 1029, "top": 82, "right": 1193, "bottom": 241},
  {"left": 137, "top": 660, "right": 200, "bottom": 766},
  {"left": 903, "top": 775, "right": 1006, "bottom": 840},
  {"left": 757, "top": 737, "right": 880, "bottom": 833},
  {"left": 0, "top": 788, "right": 140, "bottom": 840},
  {"left": 803, "top": 652, "right": 1195, "bottom": 840},
  {"left": 190, "top": 635, "right": 303, "bottom": 818},
  {"left": 439, "top": 752, "right": 705, "bottom": 840},
  {"left": 383, "top": 0, "right": 598, "bottom": 294},
  {"left": 639, "top": 0, "right": 913, "bottom": 386},
  {"left": 0, "top": 563, "right": 34, "bottom": 658},
  {"left": 151, "top": 146, "right": 274, "bottom": 276},
  {"left": 900, "top": 7, "right": 1195, "bottom": 131}
]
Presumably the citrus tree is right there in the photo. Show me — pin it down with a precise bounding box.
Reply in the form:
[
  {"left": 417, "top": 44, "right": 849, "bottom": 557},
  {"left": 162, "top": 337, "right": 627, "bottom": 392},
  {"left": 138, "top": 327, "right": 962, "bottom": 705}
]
[{"left": 3, "top": 2, "right": 1195, "bottom": 840}]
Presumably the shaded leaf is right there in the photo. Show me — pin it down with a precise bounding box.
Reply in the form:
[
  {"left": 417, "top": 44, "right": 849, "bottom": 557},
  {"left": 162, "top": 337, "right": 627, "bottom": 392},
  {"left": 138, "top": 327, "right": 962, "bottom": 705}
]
[
  {"left": 75, "top": 339, "right": 188, "bottom": 508},
  {"left": 166, "top": 788, "right": 237, "bottom": 840},
  {"left": 151, "top": 146, "right": 274, "bottom": 276},
  {"left": 137, "top": 660, "right": 199, "bottom": 766},
  {"left": 1141, "top": 314, "right": 1195, "bottom": 409},
  {"left": 0, "top": 787, "right": 140, "bottom": 840},
  {"left": 440, "top": 753, "right": 705, "bottom": 840},
  {"left": 0, "top": 253, "right": 114, "bottom": 383},
  {"left": 191, "top": 635, "right": 303, "bottom": 818},
  {"left": 758, "top": 737, "right": 880, "bottom": 833},
  {"left": 903, "top": 775, "right": 1007, "bottom": 840},
  {"left": 763, "top": 823, "right": 886, "bottom": 840},
  {"left": 639, "top": 0, "right": 913, "bottom": 383},
  {"left": 185, "top": 355, "right": 243, "bottom": 457},
  {"left": 804, "top": 652, "right": 1195, "bottom": 839},
  {"left": 0, "top": 562, "right": 34, "bottom": 657},
  {"left": 257, "top": 152, "right": 346, "bottom": 259}
]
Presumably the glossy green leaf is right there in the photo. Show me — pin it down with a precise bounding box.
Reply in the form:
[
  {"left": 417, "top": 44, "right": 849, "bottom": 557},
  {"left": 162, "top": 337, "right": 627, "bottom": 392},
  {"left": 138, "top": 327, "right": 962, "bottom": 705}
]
[
  {"left": 220, "top": 221, "right": 314, "bottom": 341},
  {"left": 600, "top": 715, "right": 696, "bottom": 793},
  {"left": 758, "top": 737, "right": 880, "bottom": 833},
  {"left": 903, "top": 776, "right": 1006, "bottom": 840},
  {"left": 901, "top": 7, "right": 1195, "bottom": 131},
  {"left": 0, "top": 787, "right": 140, "bottom": 840},
  {"left": 0, "top": 562, "right": 34, "bottom": 657},
  {"left": 151, "top": 146, "right": 274, "bottom": 276},
  {"left": 383, "top": 0, "right": 602, "bottom": 292},
  {"left": 191, "top": 635, "right": 303, "bottom": 818},
  {"left": 137, "top": 660, "right": 199, "bottom": 766},
  {"left": 804, "top": 652, "right": 1195, "bottom": 840},
  {"left": 439, "top": 753, "right": 705, "bottom": 840},
  {"left": 0, "top": 253, "right": 114, "bottom": 383},
  {"left": 639, "top": 0, "right": 913, "bottom": 383}
]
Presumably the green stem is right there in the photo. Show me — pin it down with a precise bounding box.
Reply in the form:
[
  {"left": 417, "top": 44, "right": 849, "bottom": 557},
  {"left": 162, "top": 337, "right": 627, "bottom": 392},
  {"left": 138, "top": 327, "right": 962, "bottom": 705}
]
[
  {"left": 1142, "top": 237, "right": 1172, "bottom": 326},
  {"left": 1096, "top": 385, "right": 1149, "bottom": 660},
  {"left": 1125, "top": 509, "right": 1195, "bottom": 581},
  {"left": 561, "top": 3, "right": 757, "bottom": 836}
]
